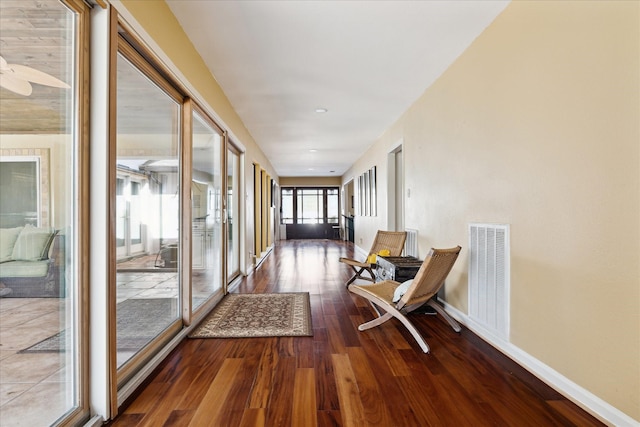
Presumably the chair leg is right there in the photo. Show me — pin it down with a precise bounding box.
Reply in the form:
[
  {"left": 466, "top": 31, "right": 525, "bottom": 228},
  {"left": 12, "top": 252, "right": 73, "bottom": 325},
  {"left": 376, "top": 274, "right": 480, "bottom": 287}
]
[
  {"left": 345, "top": 266, "right": 375, "bottom": 287},
  {"left": 369, "top": 301, "right": 383, "bottom": 317},
  {"left": 362, "top": 266, "right": 376, "bottom": 281},
  {"left": 358, "top": 312, "right": 393, "bottom": 330},
  {"left": 345, "top": 265, "right": 362, "bottom": 286},
  {"left": 358, "top": 302, "right": 431, "bottom": 353},
  {"left": 403, "top": 302, "right": 426, "bottom": 314},
  {"left": 394, "top": 314, "right": 431, "bottom": 353},
  {"left": 345, "top": 274, "right": 357, "bottom": 286},
  {"left": 427, "top": 300, "right": 462, "bottom": 333}
]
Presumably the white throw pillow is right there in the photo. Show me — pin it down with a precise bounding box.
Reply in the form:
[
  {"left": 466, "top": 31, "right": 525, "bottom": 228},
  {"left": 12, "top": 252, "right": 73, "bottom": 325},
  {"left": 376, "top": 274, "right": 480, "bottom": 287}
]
[
  {"left": 0, "top": 227, "right": 23, "bottom": 262},
  {"left": 11, "top": 225, "right": 56, "bottom": 261},
  {"left": 393, "top": 279, "right": 413, "bottom": 303}
]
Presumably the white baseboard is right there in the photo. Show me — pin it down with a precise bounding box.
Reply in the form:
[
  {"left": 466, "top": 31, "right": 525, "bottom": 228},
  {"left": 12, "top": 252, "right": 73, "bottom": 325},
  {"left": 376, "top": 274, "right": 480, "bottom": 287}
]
[
  {"left": 355, "top": 244, "right": 368, "bottom": 259},
  {"left": 440, "top": 301, "right": 639, "bottom": 427}
]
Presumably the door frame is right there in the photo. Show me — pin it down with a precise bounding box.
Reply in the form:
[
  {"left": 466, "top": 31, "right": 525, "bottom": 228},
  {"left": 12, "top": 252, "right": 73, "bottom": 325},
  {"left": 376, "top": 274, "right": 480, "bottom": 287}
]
[{"left": 387, "top": 139, "right": 404, "bottom": 232}]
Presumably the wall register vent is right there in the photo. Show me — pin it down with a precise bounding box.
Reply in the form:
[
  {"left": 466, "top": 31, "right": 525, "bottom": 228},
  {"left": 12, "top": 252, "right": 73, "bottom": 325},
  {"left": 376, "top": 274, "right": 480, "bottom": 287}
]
[{"left": 468, "top": 223, "right": 510, "bottom": 340}]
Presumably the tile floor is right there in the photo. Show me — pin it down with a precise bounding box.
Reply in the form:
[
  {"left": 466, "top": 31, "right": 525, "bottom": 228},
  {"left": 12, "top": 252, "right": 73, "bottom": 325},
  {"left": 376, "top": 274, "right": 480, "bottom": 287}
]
[
  {"left": 0, "top": 252, "right": 221, "bottom": 426},
  {"left": 0, "top": 297, "right": 69, "bottom": 427},
  {"left": 0, "top": 277, "right": 181, "bottom": 426}
]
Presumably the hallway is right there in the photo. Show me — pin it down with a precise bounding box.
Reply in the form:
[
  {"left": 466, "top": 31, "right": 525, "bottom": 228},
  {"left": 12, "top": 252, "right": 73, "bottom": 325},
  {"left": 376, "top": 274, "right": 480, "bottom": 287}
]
[{"left": 110, "top": 239, "right": 604, "bottom": 426}]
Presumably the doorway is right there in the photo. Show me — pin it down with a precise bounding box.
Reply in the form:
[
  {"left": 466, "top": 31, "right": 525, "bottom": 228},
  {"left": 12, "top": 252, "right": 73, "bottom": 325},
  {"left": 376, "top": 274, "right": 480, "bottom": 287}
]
[
  {"left": 342, "top": 179, "right": 355, "bottom": 242},
  {"left": 387, "top": 143, "right": 404, "bottom": 231}
]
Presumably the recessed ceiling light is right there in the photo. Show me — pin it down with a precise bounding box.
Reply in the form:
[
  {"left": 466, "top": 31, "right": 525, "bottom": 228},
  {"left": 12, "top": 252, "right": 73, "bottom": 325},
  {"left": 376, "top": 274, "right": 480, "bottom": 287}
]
[
  {"left": 309, "top": 149, "right": 317, "bottom": 153},
  {"left": 308, "top": 168, "right": 314, "bottom": 171},
  {"left": 315, "top": 108, "right": 328, "bottom": 113}
]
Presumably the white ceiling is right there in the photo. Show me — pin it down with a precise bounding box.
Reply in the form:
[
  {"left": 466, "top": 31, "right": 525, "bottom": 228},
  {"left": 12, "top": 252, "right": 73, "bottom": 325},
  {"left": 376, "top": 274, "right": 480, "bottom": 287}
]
[{"left": 166, "top": 0, "right": 509, "bottom": 177}]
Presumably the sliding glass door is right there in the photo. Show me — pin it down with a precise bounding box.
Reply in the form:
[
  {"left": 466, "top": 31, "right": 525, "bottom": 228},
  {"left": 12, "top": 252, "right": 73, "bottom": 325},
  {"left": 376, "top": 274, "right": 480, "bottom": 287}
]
[
  {"left": 0, "top": 0, "right": 90, "bottom": 425},
  {"left": 191, "top": 108, "right": 223, "bottom": 310},
  {"left": 227, "top": 144, "right": 241, "bottom": 282},
  {"left": 109, "top": 12, "right": 248, "bottom": 415},
  {"left": 114, "top": 41, "right": 183, "bottom": 376}
]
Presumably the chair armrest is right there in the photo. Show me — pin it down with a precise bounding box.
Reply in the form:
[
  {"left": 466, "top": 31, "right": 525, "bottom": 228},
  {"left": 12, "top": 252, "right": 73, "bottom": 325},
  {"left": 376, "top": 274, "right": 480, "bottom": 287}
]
[{"left": 339, "top": 257, "right": 372, "bottom": 268}]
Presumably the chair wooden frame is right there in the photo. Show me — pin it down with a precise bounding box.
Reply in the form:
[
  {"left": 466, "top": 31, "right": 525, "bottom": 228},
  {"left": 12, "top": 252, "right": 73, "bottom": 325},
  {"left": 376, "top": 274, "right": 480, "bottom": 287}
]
[
  {"left": 339, "top": 230, "right": 407, "bottom": 286},
  {"left": 348, "top": 246, "right": 462, "bottom": 353}
]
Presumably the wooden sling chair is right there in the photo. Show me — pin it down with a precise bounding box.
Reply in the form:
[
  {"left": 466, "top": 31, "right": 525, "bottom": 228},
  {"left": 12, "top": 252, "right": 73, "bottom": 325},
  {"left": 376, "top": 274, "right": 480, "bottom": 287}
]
[
  {"left": 339, "top": 230, "right": 407, "bottom": 286},
  {"left": 348, "top": 246, "right": 462, "bottom": 353}
]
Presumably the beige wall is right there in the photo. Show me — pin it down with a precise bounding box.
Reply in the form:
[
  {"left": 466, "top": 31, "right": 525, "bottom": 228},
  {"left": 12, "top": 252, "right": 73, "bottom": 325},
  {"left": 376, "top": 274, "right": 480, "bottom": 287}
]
[
  {"left": 280, "top": 176, "right": 341, "bottom": 187},
  {"left": 117, "top": 0, "right": 278, "bottom": 272},
  {"left": 344, "top": 1, "right": 639, "bottom": 421}
]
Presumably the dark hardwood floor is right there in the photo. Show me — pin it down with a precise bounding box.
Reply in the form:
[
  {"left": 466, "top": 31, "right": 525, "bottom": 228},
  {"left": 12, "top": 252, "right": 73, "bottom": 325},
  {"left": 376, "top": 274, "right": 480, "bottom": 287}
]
[{"left": 109, "top": 239, "right": 604, "bottom": 427}]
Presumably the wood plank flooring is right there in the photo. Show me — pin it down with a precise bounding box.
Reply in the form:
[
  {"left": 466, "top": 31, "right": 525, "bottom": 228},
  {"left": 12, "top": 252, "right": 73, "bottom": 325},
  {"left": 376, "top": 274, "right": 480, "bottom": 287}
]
[{"left": 108, "top": 239, "right": 605, "bottom": 427}]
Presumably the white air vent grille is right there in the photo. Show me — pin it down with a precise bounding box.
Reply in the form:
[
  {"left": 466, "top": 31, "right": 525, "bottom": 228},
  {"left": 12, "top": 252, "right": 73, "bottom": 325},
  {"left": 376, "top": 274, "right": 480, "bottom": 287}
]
[
  {"left": 469, "top": 223, "right": 510, "bottom": 339},
  {"left": 404, "top": 228, "right": 418, "bottom": 257}
]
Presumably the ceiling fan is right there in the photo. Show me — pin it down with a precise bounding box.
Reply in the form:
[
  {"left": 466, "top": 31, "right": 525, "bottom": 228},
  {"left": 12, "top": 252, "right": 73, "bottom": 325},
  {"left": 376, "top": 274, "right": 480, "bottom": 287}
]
[{"left": 0, "top": 55, "right": 70, "bottom": 96}]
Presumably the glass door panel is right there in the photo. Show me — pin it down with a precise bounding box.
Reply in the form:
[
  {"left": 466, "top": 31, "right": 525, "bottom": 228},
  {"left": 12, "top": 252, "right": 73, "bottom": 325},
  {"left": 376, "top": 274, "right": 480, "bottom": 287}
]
[
  {"left": 115, "top": 51, "right": 181, "bottom": 369},
  {"left": 0, "top": 0, "right": 84, "bottom": 424},
  {"left": 191, "top": 110, "right": 222, "bottom": 310},
  {"left": 227, "top": 146, "right": 241, "bottom": 282}
]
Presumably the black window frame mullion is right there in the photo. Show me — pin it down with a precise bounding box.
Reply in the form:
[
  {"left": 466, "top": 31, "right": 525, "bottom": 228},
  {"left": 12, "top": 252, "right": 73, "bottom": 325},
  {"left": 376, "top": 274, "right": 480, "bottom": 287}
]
[
  {"left": 293, "top": 187, "right": 298, "bottom": 224},
  {"left": 281, "top": 186, "right": 340, "bottom": 225},
  {"left": 322, "top": 189, "right": 328, "bottom": 224}
]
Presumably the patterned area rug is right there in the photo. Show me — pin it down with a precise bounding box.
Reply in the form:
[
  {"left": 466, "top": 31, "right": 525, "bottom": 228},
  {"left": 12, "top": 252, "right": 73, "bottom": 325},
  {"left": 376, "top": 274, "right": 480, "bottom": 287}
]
[
  {"left": 20, "top": 298, "right": 178, "bottom": 353},
  {"left": 189, "top": 293, "right": 313, "bottom": 338}
]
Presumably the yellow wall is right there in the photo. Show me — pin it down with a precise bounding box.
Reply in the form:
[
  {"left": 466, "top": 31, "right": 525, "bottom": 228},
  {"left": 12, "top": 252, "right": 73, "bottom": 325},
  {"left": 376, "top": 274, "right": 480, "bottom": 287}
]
[
  {"left": 117, "top": 0, "right": 278, "bottom": 271},
  {"left": 344, "top": 0, "right": 639, "bottom": 420}
]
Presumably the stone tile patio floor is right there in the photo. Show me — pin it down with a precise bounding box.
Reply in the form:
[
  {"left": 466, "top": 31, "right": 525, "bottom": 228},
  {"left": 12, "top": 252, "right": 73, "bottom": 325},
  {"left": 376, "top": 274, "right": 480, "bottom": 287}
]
[{"left": 0, "top": 269, "right": 180, "bottom": 426}]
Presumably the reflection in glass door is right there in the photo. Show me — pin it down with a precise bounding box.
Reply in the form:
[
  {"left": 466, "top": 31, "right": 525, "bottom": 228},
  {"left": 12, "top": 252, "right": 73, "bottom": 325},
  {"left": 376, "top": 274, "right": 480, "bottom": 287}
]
[
  {"left": 115, "top": 47, "right": 182, "bottom": 374},
  {"left": 191, "top": 109, "right": 223, "bottom": 310},
  {"left": 116, "top": 177, "right": 126, "bottom": 255},
  {"left": 130, "top": 181, "right": 144, "bottom": 251},
  {"left": 227, "top": 145, "right": 241, "bottom": 282},
  {"left": 116, "top": 176, "right": 145, "bottom": 258},
  {"left": 0, "top": 0, "right": 87, "bottom": 424}
]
